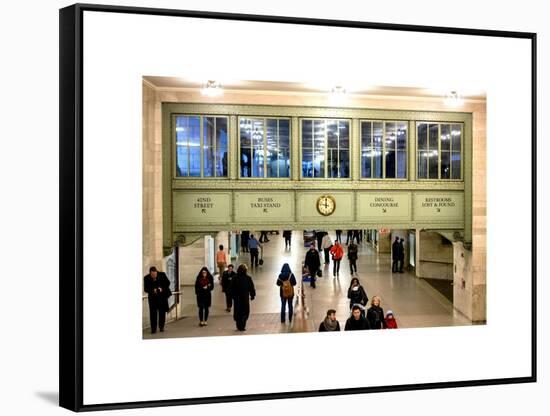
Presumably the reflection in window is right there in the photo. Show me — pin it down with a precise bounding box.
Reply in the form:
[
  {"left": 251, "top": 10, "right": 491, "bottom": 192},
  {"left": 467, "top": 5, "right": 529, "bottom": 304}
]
[
  {"left": 417, "top": 122, "right": 462, "bottom": 180},
  {"left": 240, "top": 117, "right": 290, "bottom": 178},
  {"left": 301, "top": 119, "right": 349, "bottom": 178},
  {"left": 176, "top": 115, "right": 227, "bottom": 178},
  {"left": 361, "top": 120, "right": 407, "bottom": 179}
]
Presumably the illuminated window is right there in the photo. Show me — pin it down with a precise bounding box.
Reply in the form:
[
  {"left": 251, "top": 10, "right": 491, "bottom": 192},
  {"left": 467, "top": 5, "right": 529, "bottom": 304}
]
[
  {"left": 361, "top": 120, "right": 407, "bottom": 179},
  {"left": 417, "top": 122, "right": 462, "bottom": 180}
]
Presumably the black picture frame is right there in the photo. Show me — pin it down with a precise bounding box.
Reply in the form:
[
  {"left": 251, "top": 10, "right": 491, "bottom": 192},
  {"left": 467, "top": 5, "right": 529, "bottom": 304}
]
[{"left": 59, "top": 3, "right": 537, "bottom": 412}]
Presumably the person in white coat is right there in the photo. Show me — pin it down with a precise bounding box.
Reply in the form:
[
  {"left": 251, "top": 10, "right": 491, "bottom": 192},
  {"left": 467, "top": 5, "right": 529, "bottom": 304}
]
[{"left": 321, "top": 233, "right": 333, "bottom": 265}]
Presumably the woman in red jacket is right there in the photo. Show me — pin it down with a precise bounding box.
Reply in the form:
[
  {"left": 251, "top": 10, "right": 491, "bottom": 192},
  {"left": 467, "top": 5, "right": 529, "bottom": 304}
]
[{"left": 329, "top": 241, "right": 344, "bottom": 277}]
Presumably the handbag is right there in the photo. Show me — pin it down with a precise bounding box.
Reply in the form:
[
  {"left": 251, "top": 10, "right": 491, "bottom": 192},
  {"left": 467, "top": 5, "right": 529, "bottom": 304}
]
[{"left": 316, "top": 269, "right": 322, "bottom": 277}]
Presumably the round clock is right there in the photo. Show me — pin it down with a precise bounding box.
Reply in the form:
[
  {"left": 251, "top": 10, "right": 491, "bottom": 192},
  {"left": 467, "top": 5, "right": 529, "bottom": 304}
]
[{"left": 316, "top": 195, "right": 336, "bottom": 216}]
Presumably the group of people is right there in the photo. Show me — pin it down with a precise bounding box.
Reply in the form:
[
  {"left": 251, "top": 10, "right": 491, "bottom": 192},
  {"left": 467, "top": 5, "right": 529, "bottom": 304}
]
[
  {"left": 303, "top": 239, "right": 358, "bottom": 289},
  {"left": 392, "top": 237, "right": 406, "bottom": 273}
]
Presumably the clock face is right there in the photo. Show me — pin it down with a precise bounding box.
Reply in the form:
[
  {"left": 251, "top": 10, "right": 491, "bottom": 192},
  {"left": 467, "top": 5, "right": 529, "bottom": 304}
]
[{"left": 317, "top": 195, "right": 336, "bottom": 216}]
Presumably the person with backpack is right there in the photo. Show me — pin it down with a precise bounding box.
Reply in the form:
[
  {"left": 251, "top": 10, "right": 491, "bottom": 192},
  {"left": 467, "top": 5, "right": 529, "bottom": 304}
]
[
  {"left": 329, "top": 240, "right": 344, "bottom": 277},
  {"left": 367, "top": 296, "right": 387, "bottom": 329},
  {"left": 276, "top": 263, "right": 297, "bottom": 324},
  {"left": 347, "top": 241, "right": 358, "bottom": 275}
]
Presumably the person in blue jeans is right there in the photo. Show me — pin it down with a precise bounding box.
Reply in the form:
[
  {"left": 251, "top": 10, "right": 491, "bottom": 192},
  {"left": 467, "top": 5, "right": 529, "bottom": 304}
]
[{"left": 276, "top": 263, "right": 297, "bottom": 323}]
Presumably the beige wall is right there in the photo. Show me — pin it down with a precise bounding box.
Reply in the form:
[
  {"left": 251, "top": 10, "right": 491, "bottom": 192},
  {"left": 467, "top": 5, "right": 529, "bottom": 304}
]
[
  {"left": 142, "top": 80, "right": 486, "bottom": 321},
  {"left": 417, "top": 231, "right": 453, "bottom": 280}
]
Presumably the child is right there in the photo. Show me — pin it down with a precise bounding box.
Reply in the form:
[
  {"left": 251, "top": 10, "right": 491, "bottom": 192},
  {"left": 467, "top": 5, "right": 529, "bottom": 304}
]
[{"left": 385, "top": 310, "right": 398, "bottom": 329}]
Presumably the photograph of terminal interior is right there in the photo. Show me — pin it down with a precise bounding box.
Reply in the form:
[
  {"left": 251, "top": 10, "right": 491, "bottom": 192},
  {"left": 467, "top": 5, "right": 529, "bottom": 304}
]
[{"left": 142, "top": 77, "right": 486, "bottom": 339}]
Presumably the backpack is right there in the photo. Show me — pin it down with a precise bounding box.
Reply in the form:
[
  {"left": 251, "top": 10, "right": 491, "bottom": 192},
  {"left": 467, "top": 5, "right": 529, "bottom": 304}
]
[{"left": 281, "top": 275, "right": 295, "bottom": 299}]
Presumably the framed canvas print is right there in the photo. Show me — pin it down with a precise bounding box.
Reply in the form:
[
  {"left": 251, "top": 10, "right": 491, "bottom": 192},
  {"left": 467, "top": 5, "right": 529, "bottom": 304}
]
[{"left": 59, "top": 3, "right": 537, "bottom": 412}]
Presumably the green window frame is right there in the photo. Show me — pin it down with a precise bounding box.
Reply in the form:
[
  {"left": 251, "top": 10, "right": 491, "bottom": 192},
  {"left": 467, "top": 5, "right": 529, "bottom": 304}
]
[
  {"left": 361, "top": 120, "right": 408, "bottom": 179},
  {"left": 174, "top": 115, "right": 228, "bottom": 178},
  {"left": 417, "top": 122, "right": 463, "bottom": 180}
]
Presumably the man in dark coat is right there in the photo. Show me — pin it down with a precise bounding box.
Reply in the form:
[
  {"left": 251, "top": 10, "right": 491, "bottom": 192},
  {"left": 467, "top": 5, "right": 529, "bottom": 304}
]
[
  {"left": 398, "top": 238, "right": 405, "bottom": 273},
  {"left": 229, "top": 264, "right": 256, "bottom": 331},
  {"left": 392, "top": 236, "right": 400, "bottom": 272},
  {"left": 240, "top": 230, "right": 250, "bottom": 253},
  {"left": 304, "top": 244, "right": 321, "bottom": 289},
  {"left": 221, "top": 264, "right": 236, "bottom": 312},
  {"left": 344, "top": 305, "right": 371, "bottom": 331},
  {"left": 143, "top": 266, "right": 172, "bottom": 334}
]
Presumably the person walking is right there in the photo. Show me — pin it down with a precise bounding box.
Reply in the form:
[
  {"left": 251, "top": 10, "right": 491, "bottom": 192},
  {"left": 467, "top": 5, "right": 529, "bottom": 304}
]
[
  {"left": 143, "top": 266, "right": 172, "bottom": 334},
  {"left": 248, "top": 234, "right": 260, "bottom": 268},
  {"left": 259, "top": 230, "right": 270, "bottom": 243},
  {"left": 283, "top": 230, "right": 292, "bottom": 249},
  {"left": 329, "top": 240, "right": 344, "bottom": 277},
  {"left": 347, "top": 277, "right": 368, "bottom": 314},
  {"left": 319, "top": 309, "right": 341, "bottom": 332},
  {"left": 346, "top": 230, "right": 353, "bottom": 245},
  {"left": 398, "top": 238, "right": 405, "bottom": 273},
  {"left": 335, "top": 230, "right": 342, "bottom": 243},
  {"left": 352, "top": 229, "right": 360, "bottom": 244},
  {"left": 216, "top": 244, "right": 227, "bottom": 278},
  {"left": 304, "top": 243, "right": 321, "bottom": 289},
  {"left": 348, "top": 241, "right": 358, "bottom": 275},
  {"left": 344, "top": 305, "right": 371, "bottom": 330},
  {"left": 240, "top": 230, "right": 250, "bottom": 253},
  {"left": 229, "top": 264, "right": 256, "bottom": 331},
  {"left": 221, "top": 264, "right": 236, "bottom": 312},
  {"left": 316, "top": 230, "right": 326, "bottom": 252},
  {"left": 194, "top": 267, "right": 214, "bottom": 327},
  {"left": 367, "top": 296, "right": 387, "bottom": 330},
  {"left": 321, "top": 232, "right": 333, "bottom": 265},
  {"left": 276, "top": 263, "right": 297, "bottom": 323},
  {"left": 392, "top": 236, "right": 400, "bottom": 273}
]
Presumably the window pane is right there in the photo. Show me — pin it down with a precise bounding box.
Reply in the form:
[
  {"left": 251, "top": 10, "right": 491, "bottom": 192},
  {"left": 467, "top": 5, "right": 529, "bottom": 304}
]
[
  {"left": 397, "top": 150, "right": 407, "bottom": 178},
  {"left": 279, "top": 147, "right": 290, "bottom": 178},
  {"left": 203, "top": 146, "right": 214, "bottom": 177},
  {"left": 252, "top": 147, "right": 264, "bottom": 177},
  {"left": 361, "top": 122, "right": 372, "bottom": 151},
  {"left": 215, "top": 118, "right": 227, "bottom": 177},
  {"left": 451, "top": 124, "right": 462, "bottom": 151},
  {"left": 267, "top": 147, "right": 279, "bottom": 178},
  {"left": 240, "top": 118, "right": 252, "bottom": 147},
  {"left": 385, "top": 122, "right": 396, "bottom": 151},
  {"left": 451, "top": 152, "right": 461, "bottom": 179},
  {"left": 279, "top": 119, "right": 290, "bottom": 148},
  {"left": 397, "top": 122, "right": 407, "bottom": 150},
  {"left": 429, "top": 124, "right": 438, "bottom": 149},
  {"left": 362, "top": 150, "right": 372, "bottom": 178},
  {"left": 339, "top": 121, "right": 350, "bottom": 149},
  {"left": 314, "top": 120, "right": 325, "bottom": 150},
  {"left": 417, "top": 123, "right": 427, "bottom": 150},
  {"left": 204, "top": 117, "right": 214, "bottom": 147},
  {"left": 302, "top": 148, "right": 313, "bottom": 178},
  {"left": 302, "top": 120, "right": 312, "bottom": 147},
  {"left": 361, "top": 122, "right": 372, "bottom": 178},
  {"left": 189, "top": 145, "right": 200, "bottom": 177},
  {"left": 241, "top": 147, "right": 251, "bottom": 177},
  {"left": 176, "top": 146, "right": 188, "bottom": 176},
  {"left": 440, "top": 124, "right": 451, "bottom": 151},
  {"left": 216, "top": 147, "right": 227, "bottom": 177},
  {"left": 385, "top": 149, "right": 396, "bottom": 178},
  {"left": 313, "top": 147, "right": 324, "bottom": 178},
  {"left": 339, "top": 149, "right": 349, "bottom": 178},
  {"left": 327, "top": 121, "right": 338, "bottom": 148},
  {"left": 428, "top": 150, "right": 438, "bottom": 179},
  {"left": 373, "top": 148, "right": 383, "bottom": 178},
  {"left": 327, "top": 148, "right": 338, "bottom": 178},
  {"left": 440, "top": 151, "right": 451, "bottom": 179},
  {"left": 418, "top": 152, "right": 428, "bottom": 179},
  {"left": 266, "top": 119, "right": 278, "bottom": 178}
]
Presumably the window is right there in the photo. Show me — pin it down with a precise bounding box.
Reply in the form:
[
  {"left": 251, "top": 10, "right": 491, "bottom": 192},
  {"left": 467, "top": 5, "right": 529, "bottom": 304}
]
[
  {"left": 239, "top": 117, "right": 290, "bottom": 178},
  {"left": 301, "top": 119, "right": 349, "bottom": 178},
  {"left": 361, "top": 120, "right": 407, "bottom": 179},
  {"left": 417, "top": 122, "right": 462, "bottom": 180},
  {"left": 175, "top": 115, "right": 228, "bottom": 177}
]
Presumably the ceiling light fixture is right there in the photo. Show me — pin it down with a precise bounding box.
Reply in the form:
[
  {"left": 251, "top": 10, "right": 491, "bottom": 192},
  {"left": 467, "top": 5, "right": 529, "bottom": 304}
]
[
  {"left": 444, "top": 90, "right": 464, "bottom": 107},
  {"left": 202, "top": 80, "right": 223, "bottom": 97}
]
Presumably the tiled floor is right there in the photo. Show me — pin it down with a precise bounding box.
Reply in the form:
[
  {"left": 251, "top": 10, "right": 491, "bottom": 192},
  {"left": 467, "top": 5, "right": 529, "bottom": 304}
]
[{"left": 143, "top": 231, "right": 471, "bottom": 339}]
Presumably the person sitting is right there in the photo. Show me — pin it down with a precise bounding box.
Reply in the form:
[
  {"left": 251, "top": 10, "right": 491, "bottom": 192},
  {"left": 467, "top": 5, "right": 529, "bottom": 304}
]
[
  {"left": 344, "top": 305, "right": 371, "bottom": 330},
  {"left": 319, "top": 309, "right": 341, "bottom": 332}
]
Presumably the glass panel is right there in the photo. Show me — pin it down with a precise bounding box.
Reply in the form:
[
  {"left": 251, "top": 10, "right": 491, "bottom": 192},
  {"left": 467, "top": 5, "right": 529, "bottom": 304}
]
[
  {"left": 203, "top": 117, "right": 214, "bottom": 147},
  {"left": 216, "top": 147, "right": 227, "bottom": 177},
  {"left": 418, "top": 151, "right": 428, "bottom": 179},
  {"left": 279, "top": 147, "right": 290, "bottom": 178},
  {"left": 373, "top": 148, "right": 383, "bottom": 178},
  {"left": 361, "top": 122, "right": 372, "bottom": 151},
  {"left": 362, "top": 150, "right": 372, "bottom": 178},
  {"left": 327, "top": 148, "right": 338, "bottom": 178},
  {"left": 302, "top": 148, "right": 313, "bottom": 178},
  {"left": 240, "top": 118, "right": 252, "bottom": 147},
  {"left": 267, "top": 147, "right": 279, "bottom": 178},
  {"left": 301, "top": 120, "right": 312, "bottom": 147},
  {"left": 385, "top": 122, "right": 396, "bottom": 151},
  {"left": 240, "top": 147, "right": 251, "bottom": 177},
  {"left": 451, "top": 124, "right": 462, "bottom": 151},
  {"left": 397, "top": 150, "right": 407, "bottom": 178},
  {"left": 417, "top": 123, "right": 427, "bottom": 150},
  {"left": 373, "top": 122, "right": 383, "bottom": 149},
  {"left": 397, "top": 122, "right": 407, "bottom": 150},
  {"left": 327, "top": 121, "right": 338, "bottom": 148},
  {"left": 339, "top": 149, "right": 349, "bottom": 178},
  {"left": 203, "top": 146, "right": 214, "bottom": 177},
  {"left": 339, "top": 121, "right": 350, "bottom": 149},
  {"left": 314, "top": 120, "right": 325, "bottom": 150},
  {"left": 428, "top": 150, "right": 439, "bottom": 179},
  {"left": 429, "top": 124, "right": 438, "bottom": 150},
  {"left": 361, "top": 122, "right": 372, "bottom": 178},
  {"left": 440, "top": 151, "right": 450, "bottom": 179},
  {"left": 451, "top": 152, "right": 461, "bottom": 179},
  {"left": 313, "top": 147, "right": 324, "bottom": 178},
  {"left": 215, "top": 117, "right": 227, "bottom": 177},
  {"left": 279, "top": 119, "right": 290, "bottom": 149},
  {"left": 176, "top": 146, "right": 188, "bottom": 177},
  {"left": 385, "top": 149, "right": 396, "bottom": 178},
  {"left": 189, "top": 144, "right": 200, "bottom": 177},
  {"left": 252, "top": 147, "right": 264, "bottom": 177},
  {"left": 175, "top": 116, "right": 190, "bottom": 177},
  {"left": 440, "top": 124, "right": 451, "bottom": 151}
]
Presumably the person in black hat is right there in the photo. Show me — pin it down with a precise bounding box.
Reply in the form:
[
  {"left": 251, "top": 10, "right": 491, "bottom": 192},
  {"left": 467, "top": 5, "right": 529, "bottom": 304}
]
[{"left": 143, "top": 266, "right": 172, "bottom": 334}]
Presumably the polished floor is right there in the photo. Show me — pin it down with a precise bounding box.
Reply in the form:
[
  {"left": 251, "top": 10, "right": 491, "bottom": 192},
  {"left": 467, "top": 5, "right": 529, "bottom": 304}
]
[{"left": 143, "top": 231, "right": 471, "bottom": 339}]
